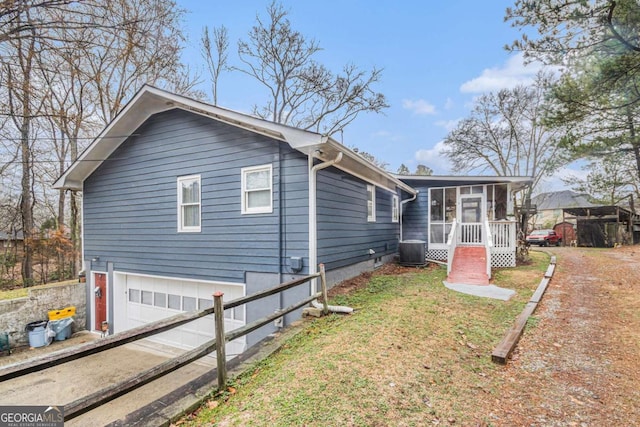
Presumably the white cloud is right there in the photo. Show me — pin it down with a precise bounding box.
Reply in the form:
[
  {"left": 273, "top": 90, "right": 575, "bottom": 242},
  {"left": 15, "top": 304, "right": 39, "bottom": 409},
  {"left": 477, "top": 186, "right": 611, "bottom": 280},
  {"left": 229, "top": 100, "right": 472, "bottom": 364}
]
[
  {"left": 414, "top": 141, "right": 451, "bottom": 173},
  {"left": 402, "top": 98, "right": 437, "bottom": 115},
  {"left": 460, "top": 53, "right": 545, "bottom": 94}
]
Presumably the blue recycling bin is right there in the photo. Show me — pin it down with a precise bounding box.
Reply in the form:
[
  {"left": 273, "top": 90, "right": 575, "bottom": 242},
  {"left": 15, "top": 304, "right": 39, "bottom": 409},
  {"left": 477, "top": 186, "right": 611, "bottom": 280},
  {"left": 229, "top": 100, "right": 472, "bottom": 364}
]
[{"left": 50, "top": 317, "right": 74, "bottom": 341}]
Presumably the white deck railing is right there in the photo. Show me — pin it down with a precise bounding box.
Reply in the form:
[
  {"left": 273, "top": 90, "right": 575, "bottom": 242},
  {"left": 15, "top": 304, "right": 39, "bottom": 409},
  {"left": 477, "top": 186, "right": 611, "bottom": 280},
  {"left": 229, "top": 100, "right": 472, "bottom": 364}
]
[
  {"left": 458, "top": 222, "right": 483, "bottom": 244},
  {"left": 484, "top": 219, "right": 493, "bottom": 279},
  {"left": 444, "top": 220, "right": 517, "bottom": 275},
  {"left": 489, "top": 221, "right": 516, "bottom": 250},
  {"left": 446, "top": 219, "right": 458, "bottom": 275}
]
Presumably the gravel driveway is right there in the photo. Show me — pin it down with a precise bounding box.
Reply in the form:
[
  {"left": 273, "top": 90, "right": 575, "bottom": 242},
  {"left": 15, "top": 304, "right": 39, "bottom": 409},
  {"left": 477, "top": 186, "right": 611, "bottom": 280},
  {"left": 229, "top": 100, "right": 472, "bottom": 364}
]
[{"left": 489, "top": 246, "right": 640, "bottom": 426}]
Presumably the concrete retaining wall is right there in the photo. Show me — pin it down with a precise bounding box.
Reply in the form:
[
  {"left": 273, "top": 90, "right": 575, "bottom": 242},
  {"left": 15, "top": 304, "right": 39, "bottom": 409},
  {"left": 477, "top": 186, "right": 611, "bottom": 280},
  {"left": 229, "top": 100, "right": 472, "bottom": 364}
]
[{"left": 0, "top": 282, "right": 87, "bottom": 348}]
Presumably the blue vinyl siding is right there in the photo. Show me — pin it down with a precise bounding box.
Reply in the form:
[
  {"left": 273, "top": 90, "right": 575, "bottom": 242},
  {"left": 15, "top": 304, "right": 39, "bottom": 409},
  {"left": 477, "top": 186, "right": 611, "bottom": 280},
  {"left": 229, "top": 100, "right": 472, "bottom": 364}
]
[
  {"left": 279, "top": 148, "right": 310, "bottom": 274},
  {"left": 316, "top": 166, "right": 399, "bottom": 270},
  {"left": 83, "top": 109, "right": 308, "bottom": 283},
  {"left": 402, "top": 190, "right": 429, "bottom": 242}
]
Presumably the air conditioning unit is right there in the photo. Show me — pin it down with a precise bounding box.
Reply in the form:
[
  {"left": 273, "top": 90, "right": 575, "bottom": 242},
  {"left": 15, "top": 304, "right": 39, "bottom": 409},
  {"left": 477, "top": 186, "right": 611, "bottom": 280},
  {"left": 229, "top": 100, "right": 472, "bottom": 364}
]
[{"left": 399, "top": 240, "right": 426, "bottom": 266}]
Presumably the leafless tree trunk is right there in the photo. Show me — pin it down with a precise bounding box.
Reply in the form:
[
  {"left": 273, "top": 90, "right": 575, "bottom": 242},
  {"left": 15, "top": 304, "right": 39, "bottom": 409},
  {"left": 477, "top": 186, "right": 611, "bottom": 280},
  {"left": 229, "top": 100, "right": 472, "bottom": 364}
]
[
  {"left": 235, "top": 1, "right": 388, "bottom": 136},
  {"left": 201, "top": 25, "right": 229, "bottom": 105},
  {"left": 3, "top": 10, "right": 43, "bottom": 284},
  {"left": 1, "top": 0, "right": 197, "bottom": 283}
]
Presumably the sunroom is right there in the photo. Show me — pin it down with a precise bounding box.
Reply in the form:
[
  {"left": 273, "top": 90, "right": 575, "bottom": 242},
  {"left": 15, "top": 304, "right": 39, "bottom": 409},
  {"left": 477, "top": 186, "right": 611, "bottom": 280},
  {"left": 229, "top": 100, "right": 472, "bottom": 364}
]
[{"left": 400, "top": 176, "right": 532, "bottom": 269}]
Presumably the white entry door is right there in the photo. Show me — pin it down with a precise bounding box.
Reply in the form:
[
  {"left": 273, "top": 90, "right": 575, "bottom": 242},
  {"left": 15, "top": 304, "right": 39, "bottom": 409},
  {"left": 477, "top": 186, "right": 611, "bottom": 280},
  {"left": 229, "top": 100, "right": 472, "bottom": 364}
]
[{"left": 459, "top": 194, "right": 485, "bottom": 244}]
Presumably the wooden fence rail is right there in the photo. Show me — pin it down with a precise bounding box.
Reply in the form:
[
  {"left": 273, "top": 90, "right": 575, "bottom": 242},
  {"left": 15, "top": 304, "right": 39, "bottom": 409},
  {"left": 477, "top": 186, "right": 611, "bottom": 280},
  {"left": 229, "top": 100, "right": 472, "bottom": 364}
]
[
  {"left": 0, "top": 272, "right": 321, "bottom": 382},
  {"left": 0, "top": 266, "right": 329, "bottom": 421}
]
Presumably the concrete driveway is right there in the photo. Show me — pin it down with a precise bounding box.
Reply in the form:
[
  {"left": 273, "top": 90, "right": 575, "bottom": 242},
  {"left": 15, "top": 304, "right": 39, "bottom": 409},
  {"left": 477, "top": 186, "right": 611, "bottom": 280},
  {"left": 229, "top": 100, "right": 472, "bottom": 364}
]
[{"left": 0, "top": 331, "right": 216, "bottom": 426}]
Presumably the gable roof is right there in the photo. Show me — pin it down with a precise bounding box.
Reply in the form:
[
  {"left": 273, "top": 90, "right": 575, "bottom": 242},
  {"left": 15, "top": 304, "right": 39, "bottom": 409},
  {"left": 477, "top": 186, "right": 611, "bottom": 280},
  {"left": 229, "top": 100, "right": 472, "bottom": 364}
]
[
  {"left": 532, "top": 190, "right": 594, "bottom": 210},
  {"left": 53, "top": 85, "right": 416, "bottom": 196}
]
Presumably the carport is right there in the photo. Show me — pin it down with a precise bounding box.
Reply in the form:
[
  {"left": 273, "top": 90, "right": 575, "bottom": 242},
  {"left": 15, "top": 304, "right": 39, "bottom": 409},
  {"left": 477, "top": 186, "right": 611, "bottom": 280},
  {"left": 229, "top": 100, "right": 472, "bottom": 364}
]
[{"left": 563, "top": 205, "right": 638, "bottom": 247}]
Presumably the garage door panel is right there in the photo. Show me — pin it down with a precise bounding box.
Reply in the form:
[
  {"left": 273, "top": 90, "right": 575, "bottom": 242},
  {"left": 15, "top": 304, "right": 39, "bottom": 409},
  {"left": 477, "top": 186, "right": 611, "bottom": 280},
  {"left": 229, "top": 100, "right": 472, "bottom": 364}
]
[{"left": 121, "top": 274, "right": 246, "bottom": 356}]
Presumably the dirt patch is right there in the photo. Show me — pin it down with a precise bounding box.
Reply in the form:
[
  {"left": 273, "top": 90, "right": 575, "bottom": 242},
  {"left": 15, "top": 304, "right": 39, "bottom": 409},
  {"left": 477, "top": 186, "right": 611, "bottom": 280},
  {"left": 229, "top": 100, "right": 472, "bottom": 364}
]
[
  {"left": 326, "top": 262, "right": 436, "bottom": 298},
  {"left": 489, "top": 246, "right": 640, "bottom": 426}
]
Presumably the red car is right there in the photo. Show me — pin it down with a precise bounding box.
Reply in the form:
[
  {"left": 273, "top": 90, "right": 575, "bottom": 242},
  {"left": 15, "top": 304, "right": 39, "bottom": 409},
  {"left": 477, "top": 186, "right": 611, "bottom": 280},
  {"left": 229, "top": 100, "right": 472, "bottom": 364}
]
[{"left": 526, "top": 229, "right": 562, "bottom": 246}]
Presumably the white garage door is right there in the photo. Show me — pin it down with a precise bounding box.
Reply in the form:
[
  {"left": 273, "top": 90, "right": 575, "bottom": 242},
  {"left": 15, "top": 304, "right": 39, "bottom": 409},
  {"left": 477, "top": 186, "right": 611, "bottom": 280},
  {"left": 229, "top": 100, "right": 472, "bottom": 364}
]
[{"left": 114, "top": 273, "right": 246, "bottom": 358}]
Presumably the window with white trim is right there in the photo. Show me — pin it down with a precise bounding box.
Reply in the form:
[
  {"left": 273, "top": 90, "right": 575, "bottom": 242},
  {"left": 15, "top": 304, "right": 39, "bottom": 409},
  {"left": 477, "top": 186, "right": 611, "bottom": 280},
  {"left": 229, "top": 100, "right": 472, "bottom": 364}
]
[
  {"left": 178, "top": 175, "right": 201, "bottom": 232},
  {"left": 242, "top": 164, "right": 273, "bottom": 214},
  {"left": 367, "top": 184, "right": 376, "bottom": 222},
  {"left": 392, "top": 195, "right": 399, "bottom": 223}
]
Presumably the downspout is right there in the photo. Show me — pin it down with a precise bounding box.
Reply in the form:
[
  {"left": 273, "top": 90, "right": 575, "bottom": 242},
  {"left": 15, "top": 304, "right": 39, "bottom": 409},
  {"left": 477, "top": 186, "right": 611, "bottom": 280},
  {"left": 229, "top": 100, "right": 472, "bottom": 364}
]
[
  {"left": 400, "top": 191, "right": 418, "bottom": 242},
  {"left": 278, "top": 144, "right": 284, "bottom": 313},
  {"left": 308, "top": 150, "right": 353, "bottom": 314},
  {"left": 309, "top": 150, "right": 343, "bottom": 287}
]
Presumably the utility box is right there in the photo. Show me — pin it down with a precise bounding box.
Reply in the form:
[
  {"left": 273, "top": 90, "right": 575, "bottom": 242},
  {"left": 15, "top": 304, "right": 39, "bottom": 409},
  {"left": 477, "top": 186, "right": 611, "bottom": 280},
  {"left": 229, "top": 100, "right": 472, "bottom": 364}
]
[{"left": 290, "top": 256, "right": 303, "bottom": 272}]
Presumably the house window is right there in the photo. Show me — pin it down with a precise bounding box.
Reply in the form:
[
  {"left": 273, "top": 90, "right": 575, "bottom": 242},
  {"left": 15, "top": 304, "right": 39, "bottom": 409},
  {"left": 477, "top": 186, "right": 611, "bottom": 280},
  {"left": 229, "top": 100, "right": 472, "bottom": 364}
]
[
  {"left": 367, "top": 184, "right": 376, "bottom": 222},
  {"left": 241, "top": 164, "right": 273, "bottom": 214},
  {"left": 392, "top": 195, "right": 399, "bottom": 223},
  {"left": 178, "top": 175, "right": 201, "bottom": 232}
]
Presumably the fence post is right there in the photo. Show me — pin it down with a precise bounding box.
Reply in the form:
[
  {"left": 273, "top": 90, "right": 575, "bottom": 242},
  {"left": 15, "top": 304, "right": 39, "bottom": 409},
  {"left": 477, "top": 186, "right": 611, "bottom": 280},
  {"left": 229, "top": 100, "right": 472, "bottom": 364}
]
[
  {"left": 213, "top": 291, "right": 226, "bottom": 390},
  {"left": 319, "top": 263, "right": 329, "bottom": 315}
]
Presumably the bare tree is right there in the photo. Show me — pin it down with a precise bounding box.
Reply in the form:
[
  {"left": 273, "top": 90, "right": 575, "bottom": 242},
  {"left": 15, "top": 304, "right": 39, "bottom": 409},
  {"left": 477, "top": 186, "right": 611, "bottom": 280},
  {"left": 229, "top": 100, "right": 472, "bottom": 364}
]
[
  {"left": 396, "top": 164, "right": 410, "bottom": 175},
  {"left": 0, "top": 0, "right": 197, "bottom": 283},
  {"left": 75, "top": 0, "right": 197, "bottom": 123},
  {"left": 415, "top": 165, "right": 433, "bottom": 176},
  {"left": 201, "top": 25, "right": 229, "bottom": 105},
  {"left": 351, "top": 147, "right": 389, "bottom": 170},
  {"left": 442, "top": 72, "right": 569, "bottom": 228},
  {"left": 1, "top": 8, "right": 45, "bottom": 284},
  {"left": 236, "top": 1, "right": 388, "bottom": 136},
  {"left": 442, "top": 72, "right": 567, "bottom": 189},
  {"left": 563, "top": 152, "right": 639, "bottom": 206},
  {"left": 0, "top": 0, "right": 86, "bottom": 43}
]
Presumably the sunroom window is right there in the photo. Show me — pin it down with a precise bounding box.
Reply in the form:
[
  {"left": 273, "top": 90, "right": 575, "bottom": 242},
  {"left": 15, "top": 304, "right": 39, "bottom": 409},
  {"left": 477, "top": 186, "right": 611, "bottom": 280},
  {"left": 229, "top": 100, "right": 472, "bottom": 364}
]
[{"left": 429, "top": 187, "right": 456, "bottom": 244}]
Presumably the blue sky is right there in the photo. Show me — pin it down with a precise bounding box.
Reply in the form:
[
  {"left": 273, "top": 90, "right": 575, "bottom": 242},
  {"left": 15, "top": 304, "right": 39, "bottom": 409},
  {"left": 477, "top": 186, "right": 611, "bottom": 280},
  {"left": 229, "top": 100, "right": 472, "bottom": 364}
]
[{"left": 177, "top": 1, "right": 572, "bottom": 192}]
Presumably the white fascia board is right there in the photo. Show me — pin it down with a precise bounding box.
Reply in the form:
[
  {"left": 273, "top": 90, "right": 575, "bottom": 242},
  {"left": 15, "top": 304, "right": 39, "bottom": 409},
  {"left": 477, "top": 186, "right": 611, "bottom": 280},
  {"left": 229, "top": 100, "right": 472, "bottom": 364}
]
[{"left": 314, "top": 139, "right": 418, "bottom": 195}]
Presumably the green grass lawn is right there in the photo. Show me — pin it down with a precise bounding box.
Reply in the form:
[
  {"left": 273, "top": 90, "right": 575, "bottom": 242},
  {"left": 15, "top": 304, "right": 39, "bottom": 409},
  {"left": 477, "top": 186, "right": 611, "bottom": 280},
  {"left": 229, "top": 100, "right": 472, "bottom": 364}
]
[{"left": 177, "top": 252, "right": 549, "bottom": 427}]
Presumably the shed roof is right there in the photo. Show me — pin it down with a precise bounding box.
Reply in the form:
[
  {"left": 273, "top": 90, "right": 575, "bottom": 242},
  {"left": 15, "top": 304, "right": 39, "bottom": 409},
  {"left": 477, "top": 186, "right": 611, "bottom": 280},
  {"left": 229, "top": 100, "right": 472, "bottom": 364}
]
[
  {"left": 532, "top": 190, "right": 594, "bottom": 210},
  {"left": 53, "top": 85, "right": 416, "bottom": 196},
  {"left": 563, "top": 205, "right": 636, "bottom": 221}
]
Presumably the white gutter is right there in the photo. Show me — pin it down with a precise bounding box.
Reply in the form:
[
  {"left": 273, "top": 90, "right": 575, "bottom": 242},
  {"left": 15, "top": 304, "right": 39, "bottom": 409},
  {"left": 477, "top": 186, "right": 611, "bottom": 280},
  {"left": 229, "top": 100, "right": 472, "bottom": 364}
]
[
  {"left": 400, "top": 191, "right": 418, "bottom": 242},
  {"left": 308, "top": 150, "right": 343, "bottom": 295}
]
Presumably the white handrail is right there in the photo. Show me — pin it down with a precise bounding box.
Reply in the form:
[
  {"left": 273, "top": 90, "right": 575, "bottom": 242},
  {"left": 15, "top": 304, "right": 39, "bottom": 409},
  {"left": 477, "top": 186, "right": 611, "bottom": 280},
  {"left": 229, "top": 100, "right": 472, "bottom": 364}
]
[
  {"left": 446, "top": 219, "right": 458, "bottom": 275},
  {"left": 484, "top": 219, "right": 493, "bottom": 279}
]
